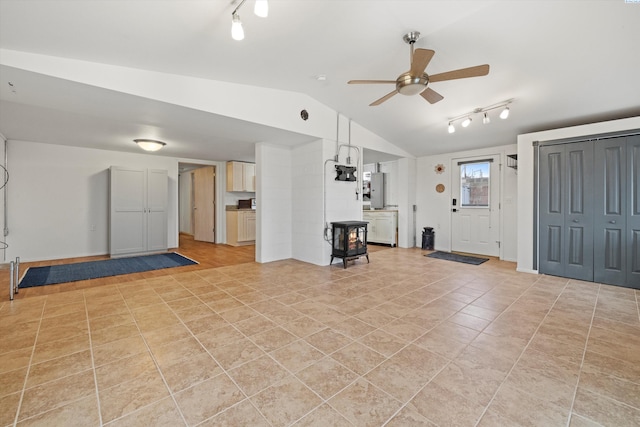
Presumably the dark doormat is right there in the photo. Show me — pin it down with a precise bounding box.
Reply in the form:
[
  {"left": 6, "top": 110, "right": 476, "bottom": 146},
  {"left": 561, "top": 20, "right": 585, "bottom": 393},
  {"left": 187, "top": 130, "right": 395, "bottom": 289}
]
[
  {"left": 425, "top": 251, "right": 489, "bottom": 265},
  {"left": 19, "top": 252, "right": 198, "bottom": 288}
]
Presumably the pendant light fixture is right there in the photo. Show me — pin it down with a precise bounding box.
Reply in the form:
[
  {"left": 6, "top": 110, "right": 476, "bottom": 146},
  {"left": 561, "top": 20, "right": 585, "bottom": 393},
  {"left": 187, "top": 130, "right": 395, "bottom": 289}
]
[
  {"left": 499, "top": 106, "right": 510, "bottom": 119},
  {"left": 231, "top": 0, "right": 269, "bottom": 40},
  {"left": 134, "top": 139, "right": 166, "bottom": 152}
]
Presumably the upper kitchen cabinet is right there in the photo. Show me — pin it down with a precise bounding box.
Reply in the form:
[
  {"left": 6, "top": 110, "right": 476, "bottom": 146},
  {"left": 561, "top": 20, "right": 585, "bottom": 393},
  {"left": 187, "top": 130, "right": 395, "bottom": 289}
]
[{"left": 226, "top": 161, "right": 256, "bottom": 192}]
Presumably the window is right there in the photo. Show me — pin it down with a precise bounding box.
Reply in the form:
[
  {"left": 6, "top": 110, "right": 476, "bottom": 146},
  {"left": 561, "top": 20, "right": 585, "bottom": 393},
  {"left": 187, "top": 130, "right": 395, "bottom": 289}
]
[{"left": 460, "top": 162, "right": 490, "bottom": 207}]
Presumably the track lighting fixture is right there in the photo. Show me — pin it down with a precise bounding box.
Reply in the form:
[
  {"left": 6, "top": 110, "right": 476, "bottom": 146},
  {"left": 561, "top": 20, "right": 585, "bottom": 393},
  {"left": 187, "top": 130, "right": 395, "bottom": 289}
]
[
  {"left": 231, "top": 0, "right": 269, "bottom": 40},
  {"left": 446, "top": 99, "right": 513, "bottom": 134}
]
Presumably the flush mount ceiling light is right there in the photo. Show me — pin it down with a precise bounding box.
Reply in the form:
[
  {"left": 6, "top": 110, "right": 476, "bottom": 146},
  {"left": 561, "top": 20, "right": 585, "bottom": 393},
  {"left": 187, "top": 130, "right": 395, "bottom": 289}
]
[
  {"left": 231, "top": 0, "right": 269, "bottom": 40},
  {"left": 446, "top": 99, "right": 513, "bottom": 134},
  {"left": 134, "top": 139, "right": 166, "bottom": 152}
]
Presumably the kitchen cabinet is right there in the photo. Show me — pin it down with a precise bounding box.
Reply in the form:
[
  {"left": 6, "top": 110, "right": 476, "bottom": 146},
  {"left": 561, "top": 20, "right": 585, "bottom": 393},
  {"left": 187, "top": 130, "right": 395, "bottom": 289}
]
[
  {"left": 226, "top": 210, "right": 256, "bottom": 246},
  {"left": 226, "top": 161, "right": 256, "bottom": 192},
  {"left": 362, "top": 210, "right": 397, "bottom": 246},
  {"left": 110, "top": 167, "right": 168, "bottom": 257}
]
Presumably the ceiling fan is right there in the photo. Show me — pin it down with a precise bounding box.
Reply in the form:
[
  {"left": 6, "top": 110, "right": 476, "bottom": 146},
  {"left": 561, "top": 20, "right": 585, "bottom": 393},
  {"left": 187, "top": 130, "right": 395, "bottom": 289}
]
[{"left": 348, "top": 32, "right": 490, "bottom": 106}]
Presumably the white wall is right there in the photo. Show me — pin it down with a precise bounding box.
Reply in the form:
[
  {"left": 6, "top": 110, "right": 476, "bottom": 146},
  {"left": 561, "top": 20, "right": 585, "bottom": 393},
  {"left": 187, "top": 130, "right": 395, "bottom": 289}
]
[
  {"left": 256, "top": 143, "right": 293, "bottom": 263},
  {"left": 398, "top": 157, "right": 417, "bottom": 248},
  {"left": 6, "top": 140, "right": 179, "bottom": 262},
  {"left": 416, "top": 143, "right": 518, "bottom": 260},
  {"left": 516, "top": 116, "right": 640, "bottom": 273},
  {"left": 290, "top": 140, "right": 324, "bottom": 265}
]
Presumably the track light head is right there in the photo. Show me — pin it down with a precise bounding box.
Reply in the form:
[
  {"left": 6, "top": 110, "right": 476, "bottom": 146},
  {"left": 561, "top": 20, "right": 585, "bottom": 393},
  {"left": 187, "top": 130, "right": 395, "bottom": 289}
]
[
  {"left": 448, "top": 122, "right": 455, "bottom": 134},
  {"left": 231, "top": 12, "right": 244, "bottom": 40},
  {"left": 461, "top": 117, "right": 472, "bottom": 128},
  {"left": 254, "top": 0, "right": 268, "bottom": 17},
  {"left": 500, "top": 106, "right": 510, "bottom": 119},
  {"left": 483, "top": 112, "right": 490, "bottom": 124}
]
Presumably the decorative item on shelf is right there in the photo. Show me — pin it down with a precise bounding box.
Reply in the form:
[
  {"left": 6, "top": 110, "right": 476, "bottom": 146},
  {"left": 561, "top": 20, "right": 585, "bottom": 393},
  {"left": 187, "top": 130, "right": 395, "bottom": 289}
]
[
  {"left": 435, "top": 183, "right": 445, "bottom": 193},
  {"left": 446, "top": 99, "right": 513, "bottom": 134},
  {"left": 434, "top": 164, "right": 445, "bottom": 174}
]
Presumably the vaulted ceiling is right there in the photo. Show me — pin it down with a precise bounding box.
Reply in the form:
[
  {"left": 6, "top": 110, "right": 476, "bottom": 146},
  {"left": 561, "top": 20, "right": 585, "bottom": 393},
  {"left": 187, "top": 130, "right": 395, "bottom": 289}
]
[{"left": 1, "top": 0, "right": 639, "bottom": 162}]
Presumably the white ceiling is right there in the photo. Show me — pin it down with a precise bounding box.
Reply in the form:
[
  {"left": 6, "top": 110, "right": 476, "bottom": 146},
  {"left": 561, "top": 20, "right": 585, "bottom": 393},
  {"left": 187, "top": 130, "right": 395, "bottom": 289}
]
[{"left": 1, "top": 0, "right": 639, "bottom": 163}]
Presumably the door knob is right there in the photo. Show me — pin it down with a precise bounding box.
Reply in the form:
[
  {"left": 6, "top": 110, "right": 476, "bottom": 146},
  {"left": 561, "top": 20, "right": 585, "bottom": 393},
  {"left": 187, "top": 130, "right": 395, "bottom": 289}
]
[
  {"left": 572, "top": 219, "right": 578, "bottom": 223},
  {"left": 609, "top": 220, "right": 616, "bottom": 224}
]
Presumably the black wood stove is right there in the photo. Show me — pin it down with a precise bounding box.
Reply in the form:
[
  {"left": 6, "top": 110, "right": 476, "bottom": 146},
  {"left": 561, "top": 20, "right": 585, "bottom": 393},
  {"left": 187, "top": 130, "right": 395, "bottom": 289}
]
[{"left": 330, "top": 221, "right": 369, "bottom": 269}]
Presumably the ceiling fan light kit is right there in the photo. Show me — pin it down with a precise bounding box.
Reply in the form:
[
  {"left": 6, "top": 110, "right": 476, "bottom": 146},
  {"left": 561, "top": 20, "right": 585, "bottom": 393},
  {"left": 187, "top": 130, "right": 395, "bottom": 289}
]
[
  {"left": 347, "top": 31, "right": 490, "bottom": 106},
  {"left": 231, "top": 0, "right": 269, "bottom": 40}
]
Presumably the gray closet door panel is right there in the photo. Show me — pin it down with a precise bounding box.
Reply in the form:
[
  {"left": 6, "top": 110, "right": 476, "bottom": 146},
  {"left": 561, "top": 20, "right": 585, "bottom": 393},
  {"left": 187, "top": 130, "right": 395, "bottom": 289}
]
[
  {"left": 627, "top": 136, "right": 640, "bottom": 288},
  {"left": 565, "top": 142, "right": 594, "bottom": 281},
  {"left": 594, "top": 138, "right": 627, "bottom": 286},
  {"left": 539, "top": 146, "right": 566, "bottom": 277}
]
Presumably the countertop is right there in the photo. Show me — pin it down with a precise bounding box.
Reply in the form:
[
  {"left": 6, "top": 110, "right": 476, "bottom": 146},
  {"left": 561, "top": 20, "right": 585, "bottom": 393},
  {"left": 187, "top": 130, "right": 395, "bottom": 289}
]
[
  {"left": 226, "top": 206, "right": 256, "bottom": 211},
  {"left": 362, "top": 209, "right": 398, "bottom": 213}
]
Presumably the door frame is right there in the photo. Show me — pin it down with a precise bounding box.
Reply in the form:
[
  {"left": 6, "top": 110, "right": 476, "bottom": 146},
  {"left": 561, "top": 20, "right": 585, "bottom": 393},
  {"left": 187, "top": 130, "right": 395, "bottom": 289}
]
[{"left": 449, "top": 153, "right": 503, "bottom": 258}]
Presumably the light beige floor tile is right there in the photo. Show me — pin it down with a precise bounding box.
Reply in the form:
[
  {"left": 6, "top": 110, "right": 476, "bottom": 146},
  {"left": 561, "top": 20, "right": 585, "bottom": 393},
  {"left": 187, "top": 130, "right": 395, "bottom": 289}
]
[
  {"left": 251, "top": 326, "right": 297, "bottom": 352},
  {"left": 578, "top": 364, "right": 640, "bottom": 409},
  {"left": 295, "top": 357, "right": 359, "bottom": 400},
  {"left": 282, "top": 316, "right": 327, "bottom": 338},
  {"left": 208, "top": 337, "right": 265, "bottom": 370},
  {"left": 0, "top": 392, "right": 21, "bottom": 426},
  {"left": 582, "top": 350, "right": 640, "bottom": 384},
  {"left": 331, "top": 342, "right": 386, "bottom": 376},
  {"left": 95, "top": 351, "right": 157, "bottom": 391},
  {"left": 160, "top": 352, "right": 222, "bottom": 393},
  {"left": 251, "top": 375, "right": 323, "bottom": 427},
  {"left": 358, "top": 329, "right": 405, "bottom": 357},
  {"left": 385, "top": 405, "right": 437, "bottom": 426},
  {"left": 151, "top": 336, "right": 206, "bottom": 367},
  {"left": 17, "top": 395, "right": 99, "bottom": 427},
  {"left": 271, "top": 339, "right": 325, "bottom": 373},
  {"left": 99, "top": 370, "right": 170, "bottom": 424},
  {"left": 105, "top": 396, "right": 185, "bottom": 427},
  {"left": 196, "top": 324, "right": 245, "bottom": 351},
  {"left": 31, "top": 333, "right": 90, "bottom": 364},
  {"left": 26, "top": 350, "right": 92, "bottom": 388},
  {"left": 409, "top": 381, "right": 485, "bottom": 426},
  {"left": 304, "top": 328, "right": 353, "bottom": 355},
  {"left": 0, "top": 367, "right": 27, "bottom": 397},
  {"left": 293, "top": 403, "right": 353, "bottom": 426},
  {"left": 228, "top": 355, "right": 288, "bottom": 396},
  {"left": 19, "top": 370, "right": 95, "bottom": 421},
  {"left": 329, "top": 378, "right": 401, "bottom": 426},
  {"left": 488, "top": 382, "right": 570, "bottom": 427},
  {"left": 175, "top": 374, "right": 245, "bottom": 425},
  {"left": 573, "top": 387, "right": 640, "bottom": 427},
  {"left": 199, "top": 399, "right": 269, "bottom": 427},
  {"left": 92, "top": 334, "right": 148, "bottom": 367}
]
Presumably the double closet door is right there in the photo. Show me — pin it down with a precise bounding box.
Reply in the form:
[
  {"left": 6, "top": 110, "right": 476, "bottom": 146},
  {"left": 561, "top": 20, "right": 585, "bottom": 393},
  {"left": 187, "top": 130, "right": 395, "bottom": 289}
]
[{"left": 539, "top": 135, "right": 640, "bottom": 288}]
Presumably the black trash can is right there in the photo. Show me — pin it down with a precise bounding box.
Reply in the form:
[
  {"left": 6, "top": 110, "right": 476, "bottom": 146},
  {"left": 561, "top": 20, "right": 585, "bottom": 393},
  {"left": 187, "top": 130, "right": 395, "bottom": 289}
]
[{"left": 421, "top": 227, "right": 434, "bottom": 250}]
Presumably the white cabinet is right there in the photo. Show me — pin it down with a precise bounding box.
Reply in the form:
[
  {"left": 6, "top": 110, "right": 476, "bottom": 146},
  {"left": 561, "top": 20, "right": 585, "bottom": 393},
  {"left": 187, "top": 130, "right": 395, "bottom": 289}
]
[
  {"left": 226, "top": 161, "right": 255, "bottom": 192},
  {"left": 110, "top": 167, "right": 168, "bottom": 257},
  {"left": 226, "top": 210, "right": 256, "bottom": 246},
  {"left": 363, "top": 210, "right": 397, "bottom": 247}
]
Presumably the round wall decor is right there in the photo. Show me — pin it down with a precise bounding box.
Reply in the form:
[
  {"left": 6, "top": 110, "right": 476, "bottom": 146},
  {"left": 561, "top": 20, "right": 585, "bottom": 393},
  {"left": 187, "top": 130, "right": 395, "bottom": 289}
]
[
  {"left": 434, "top": 164, "right": 445, "bottom": 174},
  {"left": 436, "top": 183, "right": 445, "bottom": 193}
]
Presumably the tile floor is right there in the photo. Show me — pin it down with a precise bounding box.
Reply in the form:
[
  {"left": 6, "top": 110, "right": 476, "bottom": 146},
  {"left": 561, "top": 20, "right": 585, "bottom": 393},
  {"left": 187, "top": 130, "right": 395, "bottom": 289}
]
[{"left": 1, "top": 248, "right": 639, "bottom": 426}]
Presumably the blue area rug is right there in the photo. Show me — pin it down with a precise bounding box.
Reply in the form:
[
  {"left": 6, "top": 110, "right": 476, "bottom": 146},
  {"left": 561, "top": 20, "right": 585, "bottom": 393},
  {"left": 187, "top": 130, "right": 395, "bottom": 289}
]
[
  {"left": 19, "top": 252, "right": 198, "bottom": 288},
  {"left": 425, "top": 251, "right": 489, "bottom": 265}
]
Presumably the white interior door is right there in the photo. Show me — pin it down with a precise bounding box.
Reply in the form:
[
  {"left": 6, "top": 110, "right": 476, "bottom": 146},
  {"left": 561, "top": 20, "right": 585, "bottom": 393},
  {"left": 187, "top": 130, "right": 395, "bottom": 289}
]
[
  {"left": 193, "top": 166, "right": 215, "bottom": 243},
  {"left": 451, "top": 155, "right": 500, "bottom": 256}
]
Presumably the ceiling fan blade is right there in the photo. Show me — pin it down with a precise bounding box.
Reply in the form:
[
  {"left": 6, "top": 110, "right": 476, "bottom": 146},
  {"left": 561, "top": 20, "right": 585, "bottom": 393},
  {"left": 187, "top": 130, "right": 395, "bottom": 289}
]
[
  {"left": 420, "top": 87, "right": 444, "bottom": 104},
  {"left": 348, "top": 80, "right": 396, "bottom": 84},
  {"left": 429, "top": 64, "right": 490, "bottom": 83},
  {"left": 410, "top": 49, "right": 435, "bottom": 77},
  {"left": 370, "top": 90, "right": 398, "bottom": 106}
]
